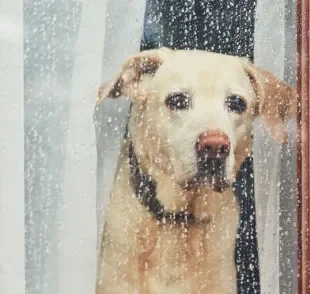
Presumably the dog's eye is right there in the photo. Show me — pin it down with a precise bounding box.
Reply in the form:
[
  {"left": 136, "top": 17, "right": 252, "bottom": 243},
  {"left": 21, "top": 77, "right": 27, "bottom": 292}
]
[
  {"left": 165, "top": 93, "right": 190, "bottom": 111},
  {"left": 226, "top": 95, "right": 247, "bottom": 114}
]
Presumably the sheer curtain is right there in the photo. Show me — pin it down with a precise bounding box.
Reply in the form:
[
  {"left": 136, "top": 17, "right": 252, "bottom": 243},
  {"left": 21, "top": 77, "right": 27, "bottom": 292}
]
[
  {"left": 57, "top": 1, "right": 107, "bottom": 293},
  {"left": 254, "top": 0, "right": 297, "bottom": 293},
  {"left": 0, "top": 1, "right": 24, "bottom": 294},
  {"left": 24, "top": 0, "right": 105, "bottom": 293}
]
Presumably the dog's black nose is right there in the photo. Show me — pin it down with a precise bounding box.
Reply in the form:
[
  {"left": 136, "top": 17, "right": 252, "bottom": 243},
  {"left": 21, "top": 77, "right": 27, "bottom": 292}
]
[{"left": 196, "top": 131, "right": 230, "bottom": 159}]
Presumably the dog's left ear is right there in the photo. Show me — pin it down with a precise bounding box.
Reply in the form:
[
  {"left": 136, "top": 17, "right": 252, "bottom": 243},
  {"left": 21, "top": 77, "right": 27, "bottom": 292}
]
[
  {"left": 97, "top": 47, "right": 171, "bottom": 105},
  {"left": 243, "top": 60, "right": 297, "bottom": 144}
]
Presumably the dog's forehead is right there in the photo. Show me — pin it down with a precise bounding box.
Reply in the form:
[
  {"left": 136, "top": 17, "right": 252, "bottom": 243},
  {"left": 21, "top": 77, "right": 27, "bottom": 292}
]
[
  {"left": 153, "top": 51, "right": 249, "bottom": 95},
  {"left": 168, "top": 50, "right": 242, "bottom": 68}
]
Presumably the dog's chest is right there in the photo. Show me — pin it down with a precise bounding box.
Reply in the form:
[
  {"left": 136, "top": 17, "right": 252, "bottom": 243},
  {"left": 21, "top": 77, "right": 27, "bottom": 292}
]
[{"left": 138, "top": 222, "right": 227, "bottom": 293}]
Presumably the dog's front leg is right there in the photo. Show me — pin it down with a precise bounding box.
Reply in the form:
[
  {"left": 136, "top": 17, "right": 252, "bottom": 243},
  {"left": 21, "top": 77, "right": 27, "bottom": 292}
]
[
  {"left": 96, "top": 249, "right": 142, "bottom": 294},
  {"left": 202, "top": 256, "right": 237, "bottom": 294},
  {"left": 203, "top": 200, "right": 239, "bottom": 294}
]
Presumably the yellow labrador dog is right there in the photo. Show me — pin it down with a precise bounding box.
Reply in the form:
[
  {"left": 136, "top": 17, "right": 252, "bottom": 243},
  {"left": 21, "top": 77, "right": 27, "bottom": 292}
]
[{"left": 96, "top": 48, "right": 296, "bottom": 294}]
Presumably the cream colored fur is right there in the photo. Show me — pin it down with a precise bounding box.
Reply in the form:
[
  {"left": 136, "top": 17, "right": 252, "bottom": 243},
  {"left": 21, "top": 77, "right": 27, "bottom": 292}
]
[{"left": 96, "top": 48, "right": 296, "bottom": 294}]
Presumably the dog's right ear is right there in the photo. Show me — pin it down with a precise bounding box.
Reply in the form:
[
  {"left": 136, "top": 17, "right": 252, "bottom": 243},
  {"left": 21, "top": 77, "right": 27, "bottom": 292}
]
[
  {"left": 243, "top": 59, "right": 297, "bottom": 144},
  {"left": 97, "top": 47, "right": 171, "bottom": 105}
]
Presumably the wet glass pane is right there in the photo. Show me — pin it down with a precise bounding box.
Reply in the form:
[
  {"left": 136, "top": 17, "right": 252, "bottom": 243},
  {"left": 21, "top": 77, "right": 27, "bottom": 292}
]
[{"left": 20, "top": 0, "right": 299, "bottom": 293}]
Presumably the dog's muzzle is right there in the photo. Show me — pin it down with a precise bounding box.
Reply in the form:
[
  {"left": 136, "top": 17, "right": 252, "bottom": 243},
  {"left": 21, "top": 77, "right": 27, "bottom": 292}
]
[{"left": 182, "top": 131, "right": 231, "bottom": 192}]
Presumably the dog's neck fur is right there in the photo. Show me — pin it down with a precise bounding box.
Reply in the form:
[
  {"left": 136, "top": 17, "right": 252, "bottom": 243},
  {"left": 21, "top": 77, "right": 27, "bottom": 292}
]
[{"left": 128, "top": 139, "right": 196, "bottom": 223}]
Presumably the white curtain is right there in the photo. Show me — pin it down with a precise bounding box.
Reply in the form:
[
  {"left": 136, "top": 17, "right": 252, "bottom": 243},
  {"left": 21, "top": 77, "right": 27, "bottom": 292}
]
[
  {"left": 57, "top": 1, "right": 107, "bottom": 293},
  {"left": 0, "top": 1, "right": 24, "bottom": 294},
  {"left": 254, "top": 0, "right": 297, "bottom": 293},
  {"left": 23, "top": 0, "right": 106, "bottom": 293},
  {"left": 254, "top": 1, "right": 285, "bottom": 292}
]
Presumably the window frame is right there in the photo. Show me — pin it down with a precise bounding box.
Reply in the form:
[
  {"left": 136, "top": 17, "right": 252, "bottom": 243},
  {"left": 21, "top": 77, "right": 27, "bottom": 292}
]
[{"left": 297, "top": 0, "right": 310, "bottom": 293}]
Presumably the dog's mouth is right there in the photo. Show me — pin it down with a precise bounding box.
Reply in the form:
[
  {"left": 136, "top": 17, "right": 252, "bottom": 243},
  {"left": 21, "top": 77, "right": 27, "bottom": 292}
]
[{"left": 180, "top": 157, "right": 230, "bottom": 193}]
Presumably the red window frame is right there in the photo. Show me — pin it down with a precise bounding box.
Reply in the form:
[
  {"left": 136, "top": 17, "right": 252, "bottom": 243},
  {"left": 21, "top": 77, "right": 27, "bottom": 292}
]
[{"left": 297, "top": 0, "right": 310, "bottom": 293}]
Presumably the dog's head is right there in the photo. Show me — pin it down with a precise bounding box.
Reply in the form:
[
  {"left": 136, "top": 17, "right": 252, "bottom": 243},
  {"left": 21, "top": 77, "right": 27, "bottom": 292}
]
[{"left": 98, "top": 48, "right": 296, "bottom": 194}]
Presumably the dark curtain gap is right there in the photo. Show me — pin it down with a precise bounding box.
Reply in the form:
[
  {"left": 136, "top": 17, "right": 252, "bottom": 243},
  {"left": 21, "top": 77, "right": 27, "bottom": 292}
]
[
  {"left": 141, "top": 0, "right": 255, "bottom": 60},
  {"left": 125, "top": 0, "right": 260, "bottom": 293}
]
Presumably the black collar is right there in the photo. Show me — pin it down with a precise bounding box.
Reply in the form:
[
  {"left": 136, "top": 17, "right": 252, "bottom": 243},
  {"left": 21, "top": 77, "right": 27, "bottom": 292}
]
[{"left": 128, "top": 139, "right": 195, "bottom": 223}]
